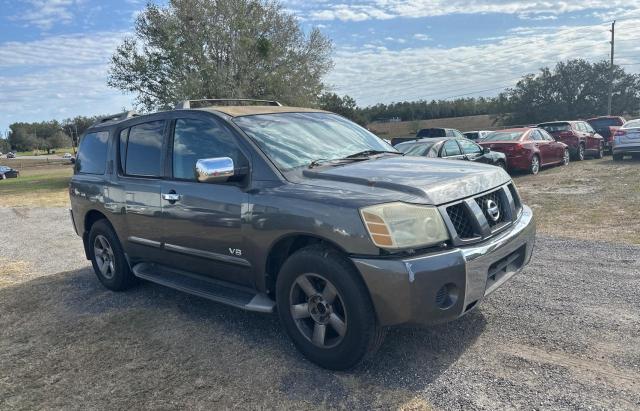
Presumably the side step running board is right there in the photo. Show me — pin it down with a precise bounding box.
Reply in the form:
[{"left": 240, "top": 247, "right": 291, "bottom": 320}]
[{"left": 132, "top": 263, "right": 275, "bottom": 313}]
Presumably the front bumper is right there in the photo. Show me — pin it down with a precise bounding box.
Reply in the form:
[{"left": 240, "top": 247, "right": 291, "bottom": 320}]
[{"left": 353, "top": 205, "right": 535, "bottom": 327}]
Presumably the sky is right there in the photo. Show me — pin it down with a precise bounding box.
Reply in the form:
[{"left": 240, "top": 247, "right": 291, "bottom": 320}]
[{"left": 1, "top": 0, "right": 640, "bottom": 133}]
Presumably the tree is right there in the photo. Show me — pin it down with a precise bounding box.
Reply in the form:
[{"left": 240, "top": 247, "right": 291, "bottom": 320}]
[
  {"left": 0, "top": 138, "right": 10, "bottom": 153},
  {"left": 498, "top": 59, "right": 640, "bottom": 124},
  {"left": 108, "top": 0, "right": 333, "bottom": 110},
  {"left": 318, "top": 93, "right": 365, "bottom": 124}
]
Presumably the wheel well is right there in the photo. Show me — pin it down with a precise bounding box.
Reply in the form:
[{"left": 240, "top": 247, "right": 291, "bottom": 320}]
[
  {"left": 84, "top": 210, "right": 108, "bottom": 234},
  {"left": 265, "top": 235, "right": 345, "bottom": 296}
]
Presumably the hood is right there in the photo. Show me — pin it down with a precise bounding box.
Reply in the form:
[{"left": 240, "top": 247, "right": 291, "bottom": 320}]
[{"left": 301, "top": 156, "right": 510, "bottom": 206}]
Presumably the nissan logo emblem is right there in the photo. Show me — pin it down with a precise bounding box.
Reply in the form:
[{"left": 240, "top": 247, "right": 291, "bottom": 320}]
[{"left": 484, "top": 199, "right": 500, "bottom": 222}]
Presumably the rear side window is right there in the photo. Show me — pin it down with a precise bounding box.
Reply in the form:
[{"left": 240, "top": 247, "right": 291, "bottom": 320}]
[
  {"left": 442, "top": 140, "right": 462, "bottom": 157},
  {"left": 123, "top": 121, "right": 165, "bottom": 177},
  {"left": 458, "top": 139, "right": 482, "bottom": 154},
  {"left": 76, "top": 131, "right": 109, "bottom": 174}
]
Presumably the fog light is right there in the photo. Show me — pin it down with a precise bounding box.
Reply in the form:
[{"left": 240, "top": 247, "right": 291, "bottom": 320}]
[{"left": 435, "top": 283, "right": 459, "bottom": 310}]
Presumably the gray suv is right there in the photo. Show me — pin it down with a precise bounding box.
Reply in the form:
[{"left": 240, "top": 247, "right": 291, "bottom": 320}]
[{"left": 69, "top": 99, "right": 535, "bottom": 370}]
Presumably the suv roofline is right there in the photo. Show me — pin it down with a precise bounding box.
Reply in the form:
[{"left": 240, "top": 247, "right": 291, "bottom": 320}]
[{"left": 175, "top": 99, "right": 282, "bottom": 109}]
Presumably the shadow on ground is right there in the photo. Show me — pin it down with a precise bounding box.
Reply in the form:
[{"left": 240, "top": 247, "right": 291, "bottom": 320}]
[{"left": 0, "top": 268, "right": 485, "bottom": 409}]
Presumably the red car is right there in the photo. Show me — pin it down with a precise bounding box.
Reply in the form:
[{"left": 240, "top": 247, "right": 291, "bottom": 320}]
[
  {"left": 587, "top": 116, "right": 626, "bottom": 153},
  {"left": 537, "top": 120, "right": 604, "bottom": 160},
  {"left": 479, "top": 128, "right": 569, "bottom": 175}
]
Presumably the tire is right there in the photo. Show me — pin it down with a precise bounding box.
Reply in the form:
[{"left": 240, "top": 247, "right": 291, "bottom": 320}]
[
  {"left": 575, "top": 143, "right": 585, "bottom": 161},
  {"left": 276, "top": 245, "right": 385, "bottom": 370},
  {"left": 562, "top": 148, "right": 570, "bottom": 166},
  {"left": 88, "top": 219, "right": 136, "bottom": 291},
  {"left": 595, "top": 142, "right": 604, "bottom": 159},
  {"left": 529, "top": 155, "right": 540, "bottom": 175},
  {"left": 612, "top": 153, "right": 624, "bottom": 161},
  {"left": 496, "top": 160, "right": 507, "bottom": 171}
]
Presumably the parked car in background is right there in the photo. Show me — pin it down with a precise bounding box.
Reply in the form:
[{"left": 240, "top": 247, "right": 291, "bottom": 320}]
[
  {"left": 537, "top": 121, "right": 604, "bottom": 160},
  {"left": 587, "top": 116, "right": 625, "bottom": 153},
  {"left": 6, "top": 152, "right": 16, "bottom": 159},
  {"left": 479, "top": 128, "right": 569, "bottom": 175},
  {"left": 390, "top": 135, "right": 418, "bottom": 146},
  {"left": 0, "top": 166, "right": 19, "bottom": 179},
  {"left": 62, "top": 152, "right": 73, "bottom": 159},
  {"left": 417, "top": 127, "right": 465, "bottom": 139},
  {"left": 463, "top": 130, "right": 492, "bottom": 141},
  {"left": 612, "top": 118, "right": 640, "bottom": 161},
  {"left": 396, "top": 137, "right": 507, "bottom": 170}
]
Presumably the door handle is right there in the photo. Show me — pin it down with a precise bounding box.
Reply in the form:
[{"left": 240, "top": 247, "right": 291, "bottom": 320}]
[{"left": 162, "top": 192, "right": 181, "bottom": 202}]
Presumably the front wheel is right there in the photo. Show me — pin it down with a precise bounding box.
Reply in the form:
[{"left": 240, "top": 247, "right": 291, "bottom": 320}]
[
  {"left": 595, "top": 142, "right": 604, "bottom": 159},
  {"left": 562, "top": 148, "right": 570, "bottom": 166},
  {"left": 496, "top": 160, "right": 507, "bottom": 171},
  {"left": 529, "top": 155, "right": 540, "bottom": 175},
  {"left": 276, "top": 245, "right": 385, "bottom": 370},
  {"left": 613, "top": 153, "right": 624, "bottom": 161}
]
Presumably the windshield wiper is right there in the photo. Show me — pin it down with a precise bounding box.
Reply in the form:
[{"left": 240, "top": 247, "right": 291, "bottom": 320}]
[{"left": 343, "top": 149, "right": 403, "bottom": 159}]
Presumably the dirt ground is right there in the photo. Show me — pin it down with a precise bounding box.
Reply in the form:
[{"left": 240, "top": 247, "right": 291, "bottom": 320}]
[{"left": 1, "top": 157, "right": 639, "bottom": 409}]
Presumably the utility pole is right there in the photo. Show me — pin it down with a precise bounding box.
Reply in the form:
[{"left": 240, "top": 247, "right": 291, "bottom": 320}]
[{"left": 607, "top": 20, "right": 615, "bottom": 115}]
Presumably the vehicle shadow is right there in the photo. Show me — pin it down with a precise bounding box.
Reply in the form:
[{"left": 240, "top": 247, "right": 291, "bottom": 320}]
[{"left": 0, "top": 268, "right": 486, "bottom": 408}]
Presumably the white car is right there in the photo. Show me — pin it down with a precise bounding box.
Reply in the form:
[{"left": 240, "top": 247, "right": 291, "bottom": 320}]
[
  {"left": 463, "top": 130, "right": 492, "bottom": 141},
  {"left": 612, "top": 119, "right": 640, "bottom": 161},
  {"left": 62, "top": 153, "right": 72, "bottom": 159}
]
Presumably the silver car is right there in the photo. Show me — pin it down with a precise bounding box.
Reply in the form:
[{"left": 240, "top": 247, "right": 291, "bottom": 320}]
[{"left": 612, "top": 119, "right": 640, "bottom": 161}]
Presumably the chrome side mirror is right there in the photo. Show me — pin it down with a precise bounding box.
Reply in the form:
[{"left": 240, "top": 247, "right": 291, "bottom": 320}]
[{"left": 195, "top": 157, "right": 234, "bottom": 183}]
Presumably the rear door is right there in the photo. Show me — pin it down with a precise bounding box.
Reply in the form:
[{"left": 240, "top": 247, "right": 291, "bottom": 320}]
[
  {"left": 531, "top": 129, "right": 554, "bottom": 164},
  {"left": 159, "top": 114, "right": 254, "bottom": 287},
  {"left": 440, "top": 139, "right": 465, "bottom": 160},
  {"left": 118, "top": 120, "right": 168, "bottom": 263},
  {"left": 582, "top": 122, "right": 601, "bottom": 152}
]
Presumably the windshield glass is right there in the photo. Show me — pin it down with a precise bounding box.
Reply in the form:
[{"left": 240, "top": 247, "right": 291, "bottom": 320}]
[
  {"left": 589, "top": 118, "right": 624, "bottom": 128},
  {"left": 233, "top": 112, "right": 396, "bottom": 171},
  {"left": 398, "top": 142, "right": 435, "bottom": 156},
  {"left": 483, "top": 131, "right": 526, "bottom": 141},
  {"left": 417, "top": 128, "right": 445, "bottom": 138}
]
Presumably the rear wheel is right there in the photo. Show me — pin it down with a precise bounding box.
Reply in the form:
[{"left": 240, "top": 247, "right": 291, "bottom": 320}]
[
  {"left": 529, "top": 155, "right": 540, "bottom": 175},
  {"left": 88, "top": 219, "right": 136, "bottom": 291},
  {"left": 613, "top": 153, "right": 624, "bottom": 161},
  {"left": 276, "top": 245, "right": 384, "bottom": 370},
  {"left": 562, "top": 148, "right": 570, "bottom": 166}
]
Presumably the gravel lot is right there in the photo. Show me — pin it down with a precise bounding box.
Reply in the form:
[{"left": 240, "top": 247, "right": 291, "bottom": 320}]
[{"left": 1, "top": 207, "right": 639, "bottom": 410}]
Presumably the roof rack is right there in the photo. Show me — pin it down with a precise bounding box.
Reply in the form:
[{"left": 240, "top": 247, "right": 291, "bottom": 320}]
[
  {"left": 175, "top": 99, "right": 282, "bottom": 109},
  {"left": 98, "top": 111, "right": 139, "bottom": 124}
]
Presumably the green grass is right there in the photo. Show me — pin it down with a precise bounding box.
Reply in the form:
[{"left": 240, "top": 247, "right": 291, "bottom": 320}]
[
  {"left": 14, "top": 147, "right": 75, "bottom": 157},
  {"left": 0, "top": 165, "right": 72, "bottom": 207}
]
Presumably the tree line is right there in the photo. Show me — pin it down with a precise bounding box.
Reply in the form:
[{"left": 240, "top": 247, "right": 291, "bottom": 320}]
[{"left": 3, "top": 116, "right": 101, "bottom": 153}]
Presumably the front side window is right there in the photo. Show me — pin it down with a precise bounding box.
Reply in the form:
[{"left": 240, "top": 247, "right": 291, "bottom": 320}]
[
  {"left": 442, "top": 140, "right": 462, "bottom": 157},
  {"left": 233, "top": 112, "right": 394, "bottom": 171},
  {"left": 458, "top": 139, "right": 482, "bottom": 155},
  {"left": 124, "top": 121, "right": 165, "bottom": 177},
  {"left": 172, "top": 118, "right": 246, "bottom": 180},
  {"left": 77, "top": 131, "right": 109, "bottom": 174}
]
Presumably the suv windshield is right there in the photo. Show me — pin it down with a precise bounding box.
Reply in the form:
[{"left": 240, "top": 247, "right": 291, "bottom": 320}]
[{"left": 234, "top": 112, "right": 396, "bottom": 171}]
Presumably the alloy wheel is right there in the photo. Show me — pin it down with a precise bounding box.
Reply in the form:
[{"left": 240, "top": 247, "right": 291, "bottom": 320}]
[
  {"left": 578, "top": 145, "right": 585, "bottom": 160},
  {"left": 563, "top": 149, "right": 570, "bottom": 165},
  {"left": 289, "top": 273, "right": 348, "bottom": 348},
  {"left": 93, "top": 234, "right": 116, "bottom": 280}
]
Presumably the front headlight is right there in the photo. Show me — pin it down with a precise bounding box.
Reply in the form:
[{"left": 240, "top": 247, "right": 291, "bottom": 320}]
[{"left": 360, "top": 202, "right": 449, "bottom": 250}]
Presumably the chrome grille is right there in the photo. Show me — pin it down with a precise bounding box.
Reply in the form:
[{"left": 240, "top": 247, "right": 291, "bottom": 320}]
[
  {"left": 446, "top": 203, "right": 476, "bottom": 239},
  {"left": 441, "top": 184, "right": 520, "bottom": 245}
]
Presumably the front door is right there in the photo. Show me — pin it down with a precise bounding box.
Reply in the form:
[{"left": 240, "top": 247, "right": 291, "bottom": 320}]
[
  {"left": 457, "top": 138, "right": 485, "bottom": 163},
  {"left": 160, "top": 116, "right": 253, "bottom": 287},
  {"left": 440, "top": 139, "right": 465, "bottom": 160}
]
